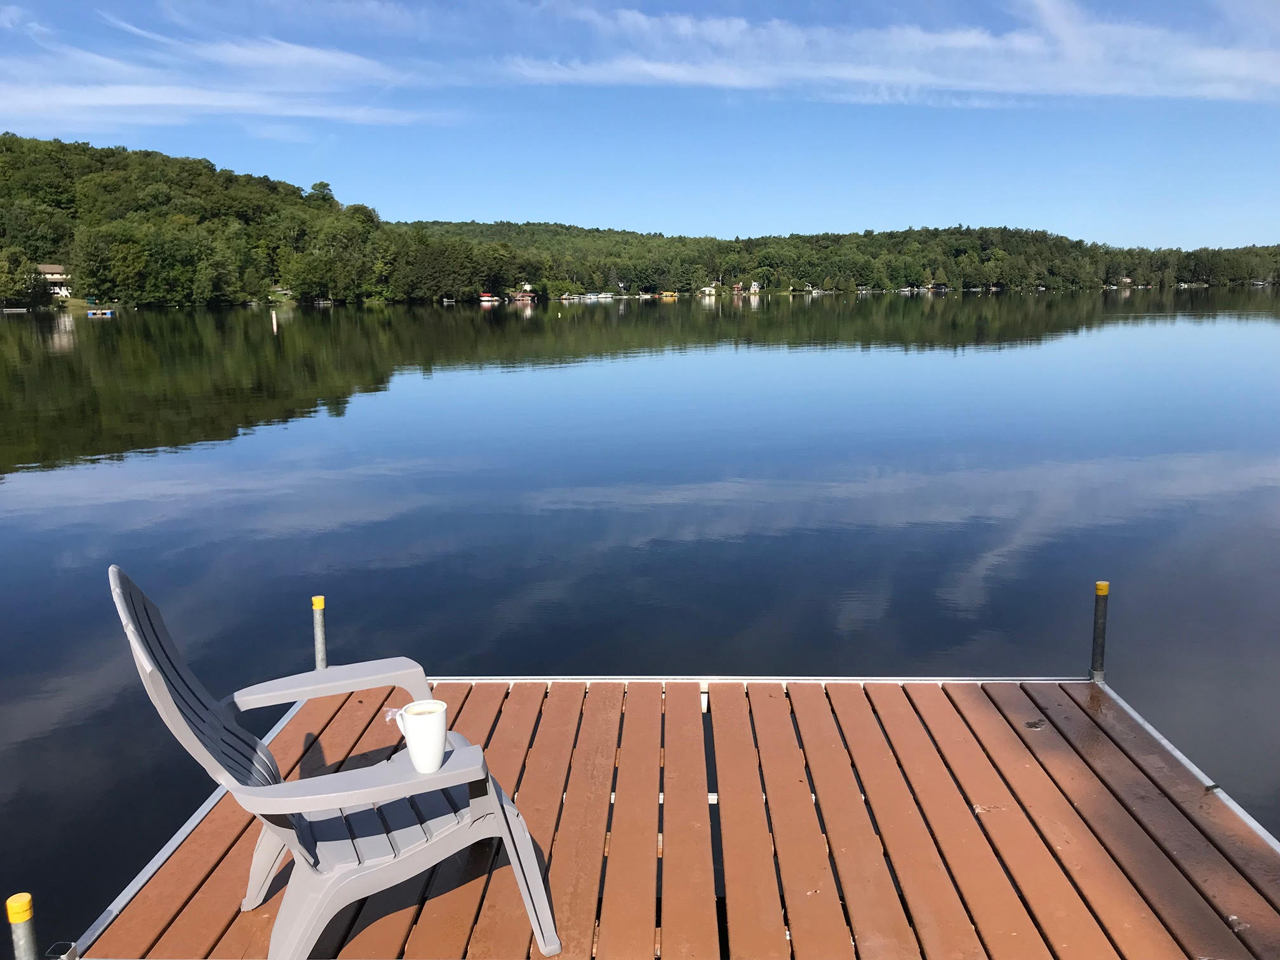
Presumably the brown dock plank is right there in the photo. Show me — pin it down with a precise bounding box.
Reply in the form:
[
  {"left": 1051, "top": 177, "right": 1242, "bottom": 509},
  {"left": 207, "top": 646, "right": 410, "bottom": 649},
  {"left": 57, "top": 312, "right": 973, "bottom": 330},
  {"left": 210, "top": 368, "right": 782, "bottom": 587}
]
[
  {"left": 788, "top": 683, "right": 920, "bottom": 960},
  {"left": 1066, "top": 682, "right": 1280, "bottom": 914},
  {"left": 867, "top": 683, "right": 1052, "bottom": 960},
  {"left": 340, "top": 681, "right": 494, "bottom": 960},
  {"left": 708, "top": 682, "right": 789, "bottom": 960},
  {"left": 86, "top": 693, "right": 352, "bottom": 960},
  {"left": 151, "top": 687, "right": 395, "bottom": 959},
  {"left": 1026, "top": 682, "right": 1280, "bottom": 959},
  {"left": 402, "top": 682, "right": 545, "bottom": 960},
  {"left": 983, "top": 682, "right": 1251, "bottom": 960},
  {"left": 595, "top": 683, "right": 662, "bottom": 959},
  {"left": 947, "top": 683, "right": 1186, "bottom": 960},
  {"left": 544, "top": 682, "right": 625, "bottom": 960},
  {"left": 466, "top": 682, "right": 586, "bottom": 960},
  {"left": 904, "top": 683, "right": 1118, "bottom": 960},
  {"left": 656, "top": 682, "right": 719, "bottom": 960},
  {"left": 747, "top": 683, "right": 854, "bottom": 960},
  {"left": 825, "top": 683, "right": 985, "bottom": 960}
]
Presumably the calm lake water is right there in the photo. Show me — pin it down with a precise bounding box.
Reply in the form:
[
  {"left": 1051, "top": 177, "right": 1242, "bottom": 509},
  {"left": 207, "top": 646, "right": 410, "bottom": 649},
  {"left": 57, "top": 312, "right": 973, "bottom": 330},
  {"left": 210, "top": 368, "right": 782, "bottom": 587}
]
[{"left": 4, "top": 289, "right": 1280, "bottom": 940}]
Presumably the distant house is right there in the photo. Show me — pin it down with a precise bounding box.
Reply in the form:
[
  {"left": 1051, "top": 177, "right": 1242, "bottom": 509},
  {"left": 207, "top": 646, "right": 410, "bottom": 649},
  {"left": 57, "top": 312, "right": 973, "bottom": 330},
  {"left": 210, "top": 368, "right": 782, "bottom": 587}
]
[
  {"left": 699, "top": 285, "right": 716, "bottom": 296},
  {"left": 749, "top": 281, "right": 761, "bottom": 294},
  {"left": 38, "top": 264, "right": 71, "bottom": 298}
]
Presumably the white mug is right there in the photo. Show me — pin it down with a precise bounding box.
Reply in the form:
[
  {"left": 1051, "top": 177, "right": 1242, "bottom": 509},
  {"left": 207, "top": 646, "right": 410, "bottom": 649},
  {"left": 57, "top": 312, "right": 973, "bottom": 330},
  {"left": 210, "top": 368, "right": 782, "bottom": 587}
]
[{"left": 395, "top": 699, "right": 448, "bottom": 774}]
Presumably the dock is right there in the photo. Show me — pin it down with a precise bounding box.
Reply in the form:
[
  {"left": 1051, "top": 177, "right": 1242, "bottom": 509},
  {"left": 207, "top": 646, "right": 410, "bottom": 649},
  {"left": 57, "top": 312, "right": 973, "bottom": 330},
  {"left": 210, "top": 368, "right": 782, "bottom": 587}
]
[{"left": 75, "top": 675, "right": 1280, "bottom": 960}]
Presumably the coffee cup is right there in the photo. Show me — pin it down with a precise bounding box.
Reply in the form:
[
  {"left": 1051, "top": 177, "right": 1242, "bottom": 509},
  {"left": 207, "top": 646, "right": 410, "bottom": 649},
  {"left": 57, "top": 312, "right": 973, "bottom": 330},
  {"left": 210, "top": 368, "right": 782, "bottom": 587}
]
[{"left": 395, "top": 699, "right": 448, "bottom": 773}]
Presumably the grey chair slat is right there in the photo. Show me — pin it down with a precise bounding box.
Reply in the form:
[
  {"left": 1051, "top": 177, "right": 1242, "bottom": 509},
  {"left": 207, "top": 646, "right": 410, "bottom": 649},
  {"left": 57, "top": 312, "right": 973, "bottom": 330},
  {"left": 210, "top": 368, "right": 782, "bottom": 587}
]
[
  {"left": 341, "top": 805, "right": 396, "bottom": 865},
  {"left": 123, "top": 586, "right": 274, "bottom": 785},
  {"left": 309, "top": 810, "right": 360, "bottom": 872},
  {"left": 413, "top": 786, "right": 466, "bottom": 841},
  {"left": 109, "top": 564, "right": 561, "bottom": 960},
  {"left": 377, "top": 799, "right": 430, "bottom": 857},
  {"left": 122, "top": 585, "right": 279, "bottom": 787},
  {"left": 289, "top": 815, "right": 316, "bottom": 863}
]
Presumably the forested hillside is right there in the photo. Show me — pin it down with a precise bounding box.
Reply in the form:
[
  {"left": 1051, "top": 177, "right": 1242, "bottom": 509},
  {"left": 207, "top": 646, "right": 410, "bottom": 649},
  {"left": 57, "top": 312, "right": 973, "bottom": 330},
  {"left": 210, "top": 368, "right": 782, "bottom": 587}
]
[{"left": 1, "top": 133, "right": 1277, "bottom": 306}]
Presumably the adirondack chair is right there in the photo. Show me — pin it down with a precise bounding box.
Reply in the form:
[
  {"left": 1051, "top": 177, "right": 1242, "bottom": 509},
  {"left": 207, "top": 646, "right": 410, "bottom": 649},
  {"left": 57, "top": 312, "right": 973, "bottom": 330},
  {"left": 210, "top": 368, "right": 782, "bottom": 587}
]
[{"left": 109, "top": 565, "right": 561, "bottom": 960}]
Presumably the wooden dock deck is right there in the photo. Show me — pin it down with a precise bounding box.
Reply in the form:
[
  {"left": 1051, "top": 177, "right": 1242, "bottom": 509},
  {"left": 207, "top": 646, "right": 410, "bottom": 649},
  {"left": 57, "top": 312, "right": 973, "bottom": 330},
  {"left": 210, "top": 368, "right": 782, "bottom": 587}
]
[{"left": 80, "top": 678, "right": 1280, "bottom": 960}]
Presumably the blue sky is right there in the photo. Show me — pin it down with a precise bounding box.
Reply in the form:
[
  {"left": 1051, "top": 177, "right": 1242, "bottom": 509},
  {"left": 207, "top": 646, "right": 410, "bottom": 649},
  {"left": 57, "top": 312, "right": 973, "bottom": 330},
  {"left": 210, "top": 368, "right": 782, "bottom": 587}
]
[{"left": 3, "top": 0, "right": 1279, "bottom": 247}]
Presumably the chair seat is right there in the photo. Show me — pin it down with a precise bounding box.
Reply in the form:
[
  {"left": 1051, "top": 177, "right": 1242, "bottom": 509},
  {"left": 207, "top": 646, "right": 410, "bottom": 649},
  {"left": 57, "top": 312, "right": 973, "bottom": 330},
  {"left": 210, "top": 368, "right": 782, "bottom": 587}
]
[{"left": 305, "top": 778, "right": 474, "bottom": 872}]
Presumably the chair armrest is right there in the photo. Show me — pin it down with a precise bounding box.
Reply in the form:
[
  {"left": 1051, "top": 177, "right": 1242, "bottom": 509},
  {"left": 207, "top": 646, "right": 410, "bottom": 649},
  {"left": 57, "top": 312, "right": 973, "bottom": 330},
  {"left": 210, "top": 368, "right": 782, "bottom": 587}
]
[
  {"left": 232, "top": 745, "right": 487, "bottom": 815},
  {"left": 227, "top": 657, "right": 433, "bottom": 710}
]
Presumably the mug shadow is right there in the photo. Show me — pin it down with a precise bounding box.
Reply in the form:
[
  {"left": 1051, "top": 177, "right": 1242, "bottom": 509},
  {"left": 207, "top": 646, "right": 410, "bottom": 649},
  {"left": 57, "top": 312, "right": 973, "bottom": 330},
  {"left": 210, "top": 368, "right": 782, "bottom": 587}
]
[{"left": 296, "top": 732, "right": 328, "bottom": 778}]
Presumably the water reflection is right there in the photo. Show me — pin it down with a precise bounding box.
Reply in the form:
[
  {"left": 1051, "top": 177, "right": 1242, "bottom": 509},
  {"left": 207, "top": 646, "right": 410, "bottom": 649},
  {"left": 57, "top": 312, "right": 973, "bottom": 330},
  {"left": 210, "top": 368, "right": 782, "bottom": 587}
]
[
  {"left": 46, "top": 312, "right": 76, "bottom": 354},
  {"left": 2, "top": 290, "right": 1280, "bottom": 939},
  {"left": 2, "top": 287, "right": 1274, "bottom": 476}
]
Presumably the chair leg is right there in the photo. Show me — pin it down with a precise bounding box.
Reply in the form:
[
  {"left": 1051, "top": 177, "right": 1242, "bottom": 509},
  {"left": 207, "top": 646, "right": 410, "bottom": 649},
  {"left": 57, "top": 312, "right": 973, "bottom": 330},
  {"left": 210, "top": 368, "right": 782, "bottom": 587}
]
[
  {"left": 267, "top": 865, "right": 342, "bottom": 960},
  {"left": 491, "top": 779, "right": 562, "bottom": 958},
  {"left": 243, "top": 824, "right": 289, "bottom": 911}
]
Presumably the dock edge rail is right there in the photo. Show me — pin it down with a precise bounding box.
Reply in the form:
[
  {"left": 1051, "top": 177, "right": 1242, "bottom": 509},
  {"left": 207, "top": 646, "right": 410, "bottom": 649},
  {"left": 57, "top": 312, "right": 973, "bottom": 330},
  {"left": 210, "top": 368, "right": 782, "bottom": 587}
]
[
  {"left": 76, "top": 702, "right": 305, "bottom": 957},
  {"left": 1101, "top": 683, "right": 1280, "bottom": 857},
  {"left": 411, "top": 674, "right": 1087, "bottom": 686}
]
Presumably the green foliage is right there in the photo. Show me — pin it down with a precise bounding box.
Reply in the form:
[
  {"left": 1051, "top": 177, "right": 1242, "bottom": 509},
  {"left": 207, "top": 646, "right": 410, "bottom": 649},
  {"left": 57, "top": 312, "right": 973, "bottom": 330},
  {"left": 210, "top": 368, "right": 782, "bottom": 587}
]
[
  {"left": 0, "top": 133, "right": 1277, "bottom": 306},
  {"left": 0, "top": 245, "right": 48, "bottom": 305}
]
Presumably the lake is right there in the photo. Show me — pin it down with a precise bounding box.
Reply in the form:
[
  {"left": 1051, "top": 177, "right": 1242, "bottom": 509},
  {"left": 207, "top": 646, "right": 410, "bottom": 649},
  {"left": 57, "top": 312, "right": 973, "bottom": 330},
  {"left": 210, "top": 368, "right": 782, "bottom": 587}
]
[{"left": 3, "top": 288, "right": 1280, "bottom": 941}]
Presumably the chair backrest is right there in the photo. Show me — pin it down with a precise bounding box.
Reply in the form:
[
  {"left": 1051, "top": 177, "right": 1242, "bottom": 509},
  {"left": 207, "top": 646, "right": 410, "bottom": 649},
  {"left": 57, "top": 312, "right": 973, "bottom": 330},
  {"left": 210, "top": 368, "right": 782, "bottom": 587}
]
[{"left": 109, "top": 565, "right": 282, "bottom": 791}]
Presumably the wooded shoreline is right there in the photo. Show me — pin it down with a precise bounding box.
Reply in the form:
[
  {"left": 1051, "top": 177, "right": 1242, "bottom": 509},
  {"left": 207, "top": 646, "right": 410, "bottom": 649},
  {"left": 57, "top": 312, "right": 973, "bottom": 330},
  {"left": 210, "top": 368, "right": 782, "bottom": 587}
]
[{"left": 2, "top": 133, "right": 1278, "bottom": 307}]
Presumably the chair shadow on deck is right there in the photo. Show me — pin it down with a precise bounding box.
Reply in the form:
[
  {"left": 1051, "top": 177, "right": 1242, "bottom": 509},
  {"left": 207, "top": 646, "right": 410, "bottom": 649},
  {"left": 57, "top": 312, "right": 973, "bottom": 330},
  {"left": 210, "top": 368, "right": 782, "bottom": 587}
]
[{"left": 303, "top": 834, "right": 554, "bottom": 959}]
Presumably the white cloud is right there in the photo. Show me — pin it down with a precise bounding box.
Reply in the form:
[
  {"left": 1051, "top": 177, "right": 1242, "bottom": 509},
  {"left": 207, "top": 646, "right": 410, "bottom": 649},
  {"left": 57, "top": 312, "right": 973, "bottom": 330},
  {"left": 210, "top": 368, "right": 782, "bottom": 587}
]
[
  {"left": 508, "top": 0, "right": 1280, "bottom": 103},
  {"left": 1, "top": 0, "right": 1277, "bottom": 134},
  {"left": 99, "top": 14, "right": 410, "bottom": 86},
  {"left": 192, "top": 38, "right": 403, "bottom": 80},
  {"left": 0, "top": 82, "right": 427, "bottom": 125},
  {"left": 0, "top": 9, "right": 442, "bottom": 130}
]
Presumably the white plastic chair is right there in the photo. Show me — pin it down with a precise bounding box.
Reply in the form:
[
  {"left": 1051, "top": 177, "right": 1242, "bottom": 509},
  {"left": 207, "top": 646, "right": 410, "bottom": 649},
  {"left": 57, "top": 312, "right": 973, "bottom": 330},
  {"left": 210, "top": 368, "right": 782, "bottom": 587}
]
[{"left": 109, "top": 565, "right": 560, "bottom": 960}]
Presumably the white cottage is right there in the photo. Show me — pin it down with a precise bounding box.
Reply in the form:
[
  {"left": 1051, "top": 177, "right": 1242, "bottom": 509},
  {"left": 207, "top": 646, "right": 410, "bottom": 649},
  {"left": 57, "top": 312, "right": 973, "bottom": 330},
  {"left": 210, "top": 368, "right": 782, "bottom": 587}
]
[{"left": 38, "top": 265, "right": 71, "bottom": 298}]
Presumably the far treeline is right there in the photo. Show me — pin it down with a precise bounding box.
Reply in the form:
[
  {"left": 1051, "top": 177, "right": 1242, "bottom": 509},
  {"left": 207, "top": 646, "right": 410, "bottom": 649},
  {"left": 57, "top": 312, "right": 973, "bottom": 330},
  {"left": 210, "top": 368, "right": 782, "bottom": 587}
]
[{"left": 1, "top": 132, "right": 1278, "bottom": 306}]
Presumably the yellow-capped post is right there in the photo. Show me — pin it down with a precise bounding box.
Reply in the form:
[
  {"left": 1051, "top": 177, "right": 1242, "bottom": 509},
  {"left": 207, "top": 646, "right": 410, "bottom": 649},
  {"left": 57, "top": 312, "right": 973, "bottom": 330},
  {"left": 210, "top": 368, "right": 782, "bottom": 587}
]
[
  {"left": 8, "top": 892, "right": 37, "bottom": 960},
  {"left": 1091, "top": 581, "right": 1110, "bottom": 683},
  {"left": 312, "top": 595, "right": 327, "bottom": 670}
]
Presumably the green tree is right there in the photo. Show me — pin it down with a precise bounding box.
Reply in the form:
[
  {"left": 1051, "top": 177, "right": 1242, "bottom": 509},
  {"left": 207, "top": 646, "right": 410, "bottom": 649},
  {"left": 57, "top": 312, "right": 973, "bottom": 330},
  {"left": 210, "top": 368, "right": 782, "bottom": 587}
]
[{"left": 0, "top": 246, "right": 47, "bottom": 304}]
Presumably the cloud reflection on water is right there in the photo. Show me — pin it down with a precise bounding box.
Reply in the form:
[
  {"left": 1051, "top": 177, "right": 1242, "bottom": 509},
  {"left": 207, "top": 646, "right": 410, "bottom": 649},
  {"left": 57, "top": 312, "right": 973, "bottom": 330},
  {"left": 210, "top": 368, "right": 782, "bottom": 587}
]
[{"left": 6, "top": 449, "right": 1279, "bottom": 619}]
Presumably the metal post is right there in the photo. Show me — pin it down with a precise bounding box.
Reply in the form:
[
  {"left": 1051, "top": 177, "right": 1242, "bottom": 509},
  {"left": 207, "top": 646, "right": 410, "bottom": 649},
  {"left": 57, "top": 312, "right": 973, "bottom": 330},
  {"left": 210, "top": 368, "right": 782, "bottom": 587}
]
[
  {"left": 1091, "top": 580, "right": 1109, "bottom": 683},
  {"left": 8, "top": 893, "right": 37, "bottom": 960},
  {"left": 312, "top": 595, "right": 327, "bottom": 671}
]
